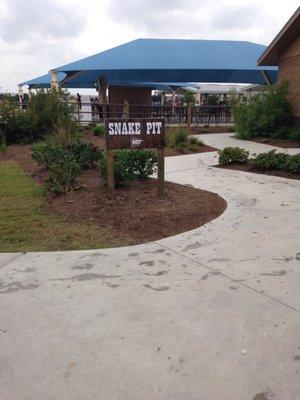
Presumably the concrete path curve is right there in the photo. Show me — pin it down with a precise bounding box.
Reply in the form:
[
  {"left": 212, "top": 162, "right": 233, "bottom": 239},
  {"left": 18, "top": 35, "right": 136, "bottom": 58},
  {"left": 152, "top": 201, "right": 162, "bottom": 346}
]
[{"left": 0, "top": 135, "right": 299, "bottom": 400}]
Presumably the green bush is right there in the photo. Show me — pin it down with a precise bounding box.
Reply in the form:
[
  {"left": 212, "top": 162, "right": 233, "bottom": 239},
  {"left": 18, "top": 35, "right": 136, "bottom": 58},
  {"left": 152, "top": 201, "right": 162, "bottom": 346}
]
[
  {"left": 71, "top": 142, "right": 103, "bottom": 169},
  {"left": 100, "top": 150, "right": 135, "bottom": 186},
  {"left": 173, "top": 129, "right": 188, "bottom": 147},
  {"left": 99, "top": 149, "right": 158, "bottom": 186},
  {"left": 249, "top": 150, "right": 288, "bottom": 170},
  {"left": 189, "top": 136, "right": 203, "bottom": 146},
  {"left": 0, "top": 90, "right": 78, "bottom": 145},
  {"left": 288, "top": 128, "right": 300, "bottom": 142},
  {"left": 283, "top": 154, "right": 300, "bottom": 174},
  {"left": 92, "top": 124, "right": 105, "bottom": 136},
  {"left": 46, "top": 154, "right": 82, "bottom": 194},
  {"left": 234, "top": 81, "right": 294, "bottom": 140},
  {"left": 131, "top": 150, "right": 158, "bottom": 179},
  {"left": 218, "top": 147, "right": 250, "bottom": 166}
]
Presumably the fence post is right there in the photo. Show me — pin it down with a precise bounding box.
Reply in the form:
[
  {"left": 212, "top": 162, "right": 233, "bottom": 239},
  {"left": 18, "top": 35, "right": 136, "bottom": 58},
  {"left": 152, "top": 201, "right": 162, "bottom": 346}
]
[
  {"left": 187, "top": 102, "right": 192, "bottom": 128},
  {"left": 123, "top": 100, "right": 129, "bottom": 119}
]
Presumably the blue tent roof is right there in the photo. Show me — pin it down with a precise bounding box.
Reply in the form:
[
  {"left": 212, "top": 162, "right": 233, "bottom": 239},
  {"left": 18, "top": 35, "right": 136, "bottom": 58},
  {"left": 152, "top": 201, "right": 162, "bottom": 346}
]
[{"left": 55, "top": 38, "right": 277, "bottom": 85}]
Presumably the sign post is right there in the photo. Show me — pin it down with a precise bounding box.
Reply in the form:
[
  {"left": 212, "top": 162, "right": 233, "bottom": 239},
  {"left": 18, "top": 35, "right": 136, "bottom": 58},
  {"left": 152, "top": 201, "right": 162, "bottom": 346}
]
[{"left": 105, "top": 118, "right": 165, "bottom": 198}]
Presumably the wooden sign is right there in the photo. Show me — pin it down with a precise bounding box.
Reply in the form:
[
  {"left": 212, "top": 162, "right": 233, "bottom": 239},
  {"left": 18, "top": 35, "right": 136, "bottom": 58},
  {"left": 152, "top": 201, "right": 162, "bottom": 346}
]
[
  {"left": 105, "top": 118, "right": 165, "bottom": 198},
  {"left": 106, "top": 118, "right": 165, "bottom": 150}
]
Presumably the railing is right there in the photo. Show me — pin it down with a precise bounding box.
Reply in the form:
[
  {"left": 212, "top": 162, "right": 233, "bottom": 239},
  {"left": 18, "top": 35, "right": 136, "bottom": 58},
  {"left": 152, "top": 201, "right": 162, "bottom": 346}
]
[
  {"left": 2, "top": 100, "right": 233, "bottom": 126},
  {"left": 73, "top": 103, "right": 233, "bottom": 126}
]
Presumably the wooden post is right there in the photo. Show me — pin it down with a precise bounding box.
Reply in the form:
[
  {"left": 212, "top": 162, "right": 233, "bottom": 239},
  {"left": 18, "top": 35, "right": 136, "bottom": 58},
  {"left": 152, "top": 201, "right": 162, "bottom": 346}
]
[
  {"left": 106, "top": 149, "right": 115, "bottom": 199},
  {"left": 50, "top": 69, "right": 59, "bottom": 91},
  {"left": 157, "top": 147, "right": 165, "bottom": 197},
  {"left": 187, "top": 102, "right": 192, "bottom": 128},
  {"left": 123, "top": 100, "right": 129, "bottom": 119}
]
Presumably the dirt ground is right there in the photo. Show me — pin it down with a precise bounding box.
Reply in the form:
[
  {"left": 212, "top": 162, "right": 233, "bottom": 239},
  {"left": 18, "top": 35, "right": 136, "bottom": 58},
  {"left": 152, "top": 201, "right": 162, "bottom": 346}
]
[
  {"left": 0, "top": 144, "right": 227, "bottom": 244},
  {"left": 250, "top": 137, "right": 300, "bottom": 149},
  {"left": 217, "top": 162, "right": 300, "bottom": 181}
]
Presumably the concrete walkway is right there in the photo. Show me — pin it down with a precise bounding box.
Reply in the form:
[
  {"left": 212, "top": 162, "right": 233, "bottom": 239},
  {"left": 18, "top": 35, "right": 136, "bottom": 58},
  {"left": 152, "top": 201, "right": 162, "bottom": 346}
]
[{"left": 0, "top": 135, "right": 299, "bottom": 400}]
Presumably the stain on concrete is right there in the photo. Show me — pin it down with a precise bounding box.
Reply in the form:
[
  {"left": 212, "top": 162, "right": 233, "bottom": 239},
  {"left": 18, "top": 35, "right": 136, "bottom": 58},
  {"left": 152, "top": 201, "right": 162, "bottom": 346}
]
[
  {"left": 252, "top": 393, "right": 273, "bottom": 400},
  {"left": 143, "top": 271, "right": 167, "bottom": 277},
  {"left": 296, "top": 253, "right": 300, "bottom": 261},
  {"left": 146, "top": 248, "right": 166, "bottom": 254},
  {"left": 208, "top": 257, "right": 230, "bottom": 263},
  {"left": 272, "top": 257, "right": 293, "bottom": 262},
  {"left": 201, "top": 274, "right": 209, "bottom": 280},
  {"left": 139, "top": 261, "right": 155, "bottom": 267},
  {"left": 128, "top": 252, "right": 139, "bottom": 257},
  {"left": 143, "top": 284, "right": 170, "bottom": 292},
  {"left": 239, "top": 257, "right": 260, "bottom": 262},
  {"left": 182, "top": 242, "right": 202, "bottom": 252},
  {"left": 229, "top": 286, "right": 239, "bottom": 290},
  {"left": 294, "top": 355, "right": 300, "bottom": 361},
  {"left": 260, "top": 270, "right": 287, "bottom": 276},
  {"left": 71, "top": 263, "right": 94, "bottom": 270},
  {"left": 107, "top": 284, "right": 119, "bottom": 289},
  {"left": 210, "top": 271, "right": 220, "bottom": 276},
  {"left": 51, "top": 273, "right": 121, "bottom": 282},
  {"left": 13, "top": 267, "right": 37, "bottom": 273},
  {"left": 0, "top": 282, "right": 39, "bottom": 294},
  {"left": 79, "top": 252, "right": 108, "bottom": 259}
]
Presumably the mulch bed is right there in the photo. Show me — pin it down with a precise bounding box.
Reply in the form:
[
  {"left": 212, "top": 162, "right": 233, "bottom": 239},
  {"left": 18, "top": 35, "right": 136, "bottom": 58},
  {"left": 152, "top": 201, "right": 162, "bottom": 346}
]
[
  {"left": 217, "top": 162, "right": 300, "bottom": 181},
  {"left": 0, "top": 144, "right": 227, "bottom": 244},
  {"left": 188, "top": 126, "right": 235, "bottom": 135},
  {"left": 250, "top": 137, "right": 300, "bottom": 149},
  {"left": 84, "top": 131, "right": 217, "bottom": 156}
]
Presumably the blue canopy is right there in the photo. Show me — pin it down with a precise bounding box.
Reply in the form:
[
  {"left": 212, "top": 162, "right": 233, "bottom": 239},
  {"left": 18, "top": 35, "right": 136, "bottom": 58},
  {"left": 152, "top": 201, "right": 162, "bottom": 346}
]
[{"left": 55, "top": 38, "right": 277, "bottom": 86}]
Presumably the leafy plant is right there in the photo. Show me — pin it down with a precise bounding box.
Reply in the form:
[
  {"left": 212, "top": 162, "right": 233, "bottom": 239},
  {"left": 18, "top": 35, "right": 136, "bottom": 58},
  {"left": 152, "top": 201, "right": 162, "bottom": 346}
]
[
  {"left": 46, "top": 154, "right": 82, "bottom": 194},
  {"left": 283, "top": 154, "right": 300, "bottom": 174},
  {"left": 218, "top": 147, "right": 249, "bottom": 166},
  {"left": 184, "top": 91, "right": 196, "bottom": 105},
  {"left": 131, "top": 150, "right": 158, "bottom": 179},
  {"left": 92, "top": 124, "right": 105, "bottom": 136},
  {"left": 99, "top": 150, "right": 135, "bottom": 186},
  {"left": 234, "top": 81, "right": 294, "bottom": 140},
  {"left": 71, "top": 142, "right": 103, "bottom": 169},
  {"left": 172, "top": 129, "right": 189, "bottom": 147},
  {"left": 249, "top": 150, "right": 288, "bottom": 170},
  {"left": 189, "top": 136, "right": 203, "bottom": 146}
]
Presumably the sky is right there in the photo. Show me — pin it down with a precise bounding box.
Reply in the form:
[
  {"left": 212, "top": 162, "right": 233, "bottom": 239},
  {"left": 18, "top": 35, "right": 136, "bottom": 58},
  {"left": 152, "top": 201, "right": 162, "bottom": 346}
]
[{"left": 0, "top": 0, "right": 299, "bottom": 93}]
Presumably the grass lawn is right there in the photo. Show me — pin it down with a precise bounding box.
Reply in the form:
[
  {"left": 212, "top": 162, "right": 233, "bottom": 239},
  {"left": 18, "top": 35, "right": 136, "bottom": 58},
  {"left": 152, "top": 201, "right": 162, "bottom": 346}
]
[{"left": 0, "top": 161, "right": 128, "bottom": 252}]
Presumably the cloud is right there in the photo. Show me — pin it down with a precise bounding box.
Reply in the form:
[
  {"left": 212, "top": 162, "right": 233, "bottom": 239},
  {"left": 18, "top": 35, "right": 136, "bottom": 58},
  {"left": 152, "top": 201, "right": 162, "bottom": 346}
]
[{"left": 0, "top": 0, "right": 86, "bottom": 42}]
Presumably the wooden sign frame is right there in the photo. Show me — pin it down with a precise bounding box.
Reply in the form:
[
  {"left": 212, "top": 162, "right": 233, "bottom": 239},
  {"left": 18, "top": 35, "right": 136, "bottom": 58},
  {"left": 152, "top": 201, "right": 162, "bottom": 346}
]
[{"left": 105, "top": 118, "right": 165, "bottom": 198}]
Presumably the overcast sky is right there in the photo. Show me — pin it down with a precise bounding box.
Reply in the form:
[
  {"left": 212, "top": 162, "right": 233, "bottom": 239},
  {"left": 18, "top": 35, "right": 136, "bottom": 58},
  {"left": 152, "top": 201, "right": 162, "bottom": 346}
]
[{"left": 0, "top": 0, "right": 299, "bottom": 92}]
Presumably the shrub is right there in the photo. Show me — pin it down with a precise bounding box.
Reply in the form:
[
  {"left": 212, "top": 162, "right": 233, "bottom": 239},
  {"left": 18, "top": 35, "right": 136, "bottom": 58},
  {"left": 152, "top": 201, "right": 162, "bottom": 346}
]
[
  {"left": 288, "top": 128, "right": 300, "bottom": 142},
  {"left": 234, "top": 81, "right": 294, "bottom": 140},
  {"left": 46, "top": 154, "right": 82, "bottom": 194},
  {"left": 99, "top": 150, "right": 135, "bottom": 186},
  {"left": 249, "top": 150, "right": 288, "bottom": 170},
  {"left": 173, "top": 129, "right": 188, "bottom": 147},
  {"left": 71, "top": 142, "right": 103, "bottom": 169},
  {"left": 92, "top": 124, "right": 105, "bottom": 136},
  {"left": 283, "top": 154, "right": 300, "bottom": 174},
  {"left": 131, "top": 150, "right": 158, "bottom": 179},
  {"left": 0, "top": 90, "right": 78, "bottom": 145},
  {"left": 218, "top": 147, "right": 249, "bottom": 166},
  {"left": 99, "top": 149, "right": 158, "bottom": 186},
  {"left": 0, "top": 102, "right": 35, "bottom": 144},
  {"left": 189, "top": 136, "right": 203, "bottom": 146}
]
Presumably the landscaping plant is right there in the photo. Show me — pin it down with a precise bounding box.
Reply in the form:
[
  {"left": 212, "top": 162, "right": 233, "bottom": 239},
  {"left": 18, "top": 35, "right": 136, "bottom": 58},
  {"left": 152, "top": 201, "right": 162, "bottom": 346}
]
[
  {"left": 92, "top": 124, "right": 105, "bottom": 136},
  {"left": 218, "top": 147, "right": 249, "bottom": 166},
  {"left": 99, "top": 149, "right": 158, "bottom": 186},
  {"left": 249, "top": 150, "right": 288, "bottom": 170},
  {"left": 233, "top": 81, "right": 294, "bottom": 140}
]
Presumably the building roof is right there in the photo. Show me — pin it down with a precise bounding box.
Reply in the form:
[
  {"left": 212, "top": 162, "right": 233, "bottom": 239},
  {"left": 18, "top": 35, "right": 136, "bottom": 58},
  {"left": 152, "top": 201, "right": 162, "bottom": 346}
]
[
  {"left": 55, "top": 38, "right": 277, "bottom": 86},
  {"left": 258, "top": 7, "right": 300, "bottom": 66},
  {"left": 21, "top": 38, "right": 278, "bottom": 88}
]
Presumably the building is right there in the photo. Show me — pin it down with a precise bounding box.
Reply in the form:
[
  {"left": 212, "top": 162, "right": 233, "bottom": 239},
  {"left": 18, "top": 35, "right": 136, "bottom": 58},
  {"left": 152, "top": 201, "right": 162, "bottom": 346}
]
[{"left": 258, "top": 7, "right": 300, "bottom": 124}]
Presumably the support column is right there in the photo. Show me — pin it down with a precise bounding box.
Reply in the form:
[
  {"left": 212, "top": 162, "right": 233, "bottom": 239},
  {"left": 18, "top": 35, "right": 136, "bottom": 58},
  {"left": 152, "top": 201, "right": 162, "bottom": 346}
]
[
  {"left": 50, "top": 69, "right": 59, "bottom": 91},
  {"left": 18, "top": 84, "right": 23, "bottom": 107}
]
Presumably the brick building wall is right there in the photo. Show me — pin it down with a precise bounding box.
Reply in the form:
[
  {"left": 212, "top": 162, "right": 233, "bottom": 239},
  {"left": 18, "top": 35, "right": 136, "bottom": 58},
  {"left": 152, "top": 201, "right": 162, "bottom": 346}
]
[{"left": 278, "top": 36, "right": 300, "bottom": 123}]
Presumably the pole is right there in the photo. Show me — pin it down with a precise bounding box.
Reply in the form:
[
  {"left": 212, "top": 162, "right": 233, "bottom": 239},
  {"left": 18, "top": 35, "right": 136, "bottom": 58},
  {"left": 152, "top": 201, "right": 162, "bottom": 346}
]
[
  {"left": 50, "top": 69, "right": 59, "bottom": 91},
  {"left": 187, "top": 102, "right": 192, "bottom": 128},
  {"left": 106, "top": 149, "right": 115, "bottom": 199},
  {"left": 157, "top": 147, "right": 165, "bottom": 197}
]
